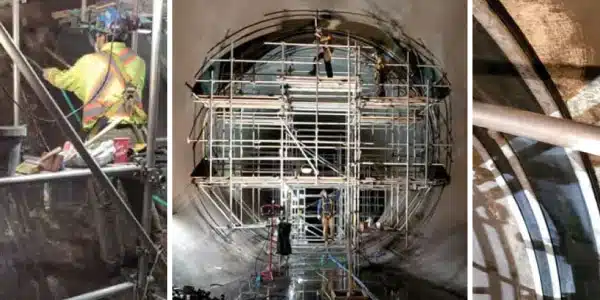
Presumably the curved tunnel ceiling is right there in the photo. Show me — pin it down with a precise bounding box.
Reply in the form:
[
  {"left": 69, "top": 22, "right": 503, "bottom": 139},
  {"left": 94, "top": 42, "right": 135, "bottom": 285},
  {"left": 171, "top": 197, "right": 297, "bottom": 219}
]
[
  {"left": 173, "top": 0, "right": 467, "bottom": 298},
  {"left": 473, "top": 0, "right": 600, "bottom": 298}
]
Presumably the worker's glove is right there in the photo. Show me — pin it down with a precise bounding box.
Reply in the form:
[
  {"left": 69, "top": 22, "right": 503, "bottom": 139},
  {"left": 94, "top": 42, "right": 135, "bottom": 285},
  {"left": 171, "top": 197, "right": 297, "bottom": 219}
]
[
  {"left": 317, "top": 215, "right": 321, "bottom": 220},
  {"left": 42, "top": 68, "right": 57, "bottom": 81}
]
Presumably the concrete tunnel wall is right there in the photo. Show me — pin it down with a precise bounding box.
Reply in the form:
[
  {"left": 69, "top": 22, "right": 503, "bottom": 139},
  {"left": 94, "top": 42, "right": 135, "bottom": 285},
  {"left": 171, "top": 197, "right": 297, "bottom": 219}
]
[
  {"left": 172, "top": 0, "right": 467, "bottom": 295},
  {"left": 473, "top": 0, "right": 600, "bottom": 299}
]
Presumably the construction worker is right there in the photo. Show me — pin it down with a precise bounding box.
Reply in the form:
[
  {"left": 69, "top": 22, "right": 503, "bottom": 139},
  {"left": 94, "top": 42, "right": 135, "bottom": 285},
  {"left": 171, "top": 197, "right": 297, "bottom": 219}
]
[
  {"left": 42, "top": 7, "right": 147, "bottom": 144},
  {"left": 41, "top": 7, "right": 148, "bottom": 270},
  {"left": 309, "top": 28, "right": 334, "bottom": 78},
  {"left": 317, "top": 189, "right": 339, "bottom": 244},
  {"left": 374, "top": 52, "right": 389, "bottom": 97}
]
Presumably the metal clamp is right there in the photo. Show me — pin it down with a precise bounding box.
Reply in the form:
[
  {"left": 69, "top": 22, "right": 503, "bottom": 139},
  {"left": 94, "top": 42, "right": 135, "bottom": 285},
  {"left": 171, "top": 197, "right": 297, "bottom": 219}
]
[
  {"left": 136, "top": 245, "right": 151, "bottom": 257},
  {"left": 140, "top": 166, "right": 163, "bottom": 184}
]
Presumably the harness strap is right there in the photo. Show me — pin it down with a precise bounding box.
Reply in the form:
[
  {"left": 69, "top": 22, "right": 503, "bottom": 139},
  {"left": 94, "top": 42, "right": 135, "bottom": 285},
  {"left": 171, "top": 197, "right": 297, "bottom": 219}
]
[{"left": 83, "top": 50, "right": 142, "bottom": 126}]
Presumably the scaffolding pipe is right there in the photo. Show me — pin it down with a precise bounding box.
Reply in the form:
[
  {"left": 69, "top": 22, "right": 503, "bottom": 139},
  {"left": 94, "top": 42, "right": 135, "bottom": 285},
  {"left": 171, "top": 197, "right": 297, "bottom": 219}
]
[
  {"left": 425, "top": 81, "right": 430, "bottom": 183},
  {"left": 209, "top": 69, "right": 214, "bottom": 182},
  {"left": 264, "top": 41, "right": 373, "bottom": 49},
  {"left": 281, "top": 122, "right": 318, "bottom": 174},
  {"left": 80, "top": 0, "right": 88, "bottom": 22},
  {"left": 0, "top": 19, "right": 163, "bottom": 266},
  {"left": 197, "top": 185, "right": 235, "bottom": 224},
  {"left": 64, "top": 282, "right": 135, "bottom": 300},
  {"left": 138, "top": 0, "right": 164, "bottom": 293},
  {"left": 12, "top": 0, "right": 20, "bottom": 126},
  {"left": 473, "top": 102, "right": 600, "bottom": 156},
  {"left": 345, "top": 32, "right": 353, "bottom": 292},
  {"left": 131, "top": 0, "right": 140, "bottom": 51},
  {"left": 229, "top": 41, "right": 234, "bottom": 221},
  {"left": 0, "top": 165, "right": 141, "bottom": 186}
]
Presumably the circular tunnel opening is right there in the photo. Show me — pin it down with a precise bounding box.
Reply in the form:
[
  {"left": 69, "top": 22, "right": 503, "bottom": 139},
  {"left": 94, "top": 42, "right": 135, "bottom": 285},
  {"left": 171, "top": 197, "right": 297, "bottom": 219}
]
[{"left": 177, "top": 11, "right": 462, "bottom": 299}]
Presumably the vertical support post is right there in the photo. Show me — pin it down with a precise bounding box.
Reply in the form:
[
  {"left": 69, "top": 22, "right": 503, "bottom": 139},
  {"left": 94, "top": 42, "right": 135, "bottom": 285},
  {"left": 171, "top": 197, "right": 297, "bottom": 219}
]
[
  {"left": 237, "top": 112, "right": 242, "bottom": 223},
  {"left": 280, "top": 43, "right": 285, "bottom": 209},
  {"left": 425, "top": 80, "right": 430, "bottom": 184},
  {"left": 138, "top": 0, "right": 164, "bottom": 294},
  {"left": 258, "top": 124, "right": 261, "bottom": 176},
  {"left": 209, "top": 69, "right": 214, "bottom": 183},
  {"left": 239, "top": 185, "right": 243, "bottom": 223},
  {"left": 405, "top": 98, "right": 409, "bottom": 247},
  {"left": 345, "top": 32, "right": 354, "bottom": 295},
  {"left": 314, "top": 37, "right": 319, "bottom": 182},
  {"left": 229, "top": 41, "right": 234, "bottom": 221},
  {"left": 131, "top": 0, "right": 140, "bottom": 52},
  {"left": 252, "top": 188, "right": 255, "bottom": 217},
  {"left": 12, "top": 0, "right": 20, "bottom": 126},
  {"left": 412, "top": 108, "right": 416, "bottom": 179},
  {"left": 81, "top": 0, "right": 88, "bottom": 22},
  {"left": 403, "top": 49, "right": 410, "bottom": 242}
]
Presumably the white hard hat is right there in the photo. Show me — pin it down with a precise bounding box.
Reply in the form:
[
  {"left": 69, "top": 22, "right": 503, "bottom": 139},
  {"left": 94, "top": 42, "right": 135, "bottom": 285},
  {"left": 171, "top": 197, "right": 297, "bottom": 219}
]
[{"left": 320, "top": 190, "right": 327, "bottom": 197}]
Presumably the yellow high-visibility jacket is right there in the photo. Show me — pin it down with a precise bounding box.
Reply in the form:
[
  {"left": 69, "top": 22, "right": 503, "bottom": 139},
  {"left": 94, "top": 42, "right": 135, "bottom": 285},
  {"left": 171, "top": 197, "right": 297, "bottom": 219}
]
[{"left": 44, "top": 42, "right": 148, "bottom": 131}]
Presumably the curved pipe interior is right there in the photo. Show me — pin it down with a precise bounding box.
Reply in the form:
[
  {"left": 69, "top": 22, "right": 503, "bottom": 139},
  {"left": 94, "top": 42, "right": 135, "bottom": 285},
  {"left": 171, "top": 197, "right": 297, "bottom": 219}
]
[{"left": 473, "top": 0, "right": 600, "bottom": 298}]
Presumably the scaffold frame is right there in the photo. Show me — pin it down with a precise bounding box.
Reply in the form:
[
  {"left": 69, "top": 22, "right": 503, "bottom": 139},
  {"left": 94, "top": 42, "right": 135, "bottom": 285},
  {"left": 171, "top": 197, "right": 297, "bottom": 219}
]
[{"left": 189, "top": 28, "right": 452, "bottom": 295}]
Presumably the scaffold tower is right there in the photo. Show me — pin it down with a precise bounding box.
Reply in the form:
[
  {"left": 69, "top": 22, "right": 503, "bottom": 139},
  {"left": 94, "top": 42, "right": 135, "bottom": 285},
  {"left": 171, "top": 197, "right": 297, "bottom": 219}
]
[{"left": 189, "top": 28, "right": 452, "bottom": 294}]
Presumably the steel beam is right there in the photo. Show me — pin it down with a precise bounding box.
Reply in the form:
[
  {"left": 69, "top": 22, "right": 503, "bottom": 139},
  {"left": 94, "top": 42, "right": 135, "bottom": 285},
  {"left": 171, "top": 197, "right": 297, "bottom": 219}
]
[
  {"left": 0, "top": 165, "right": 140, "bottom": 186},
  {"left": 64, "top": 282, "right": 134, "bottom": 300},
  {"left": 137, "top": 0, "right": 164, "bottom": 293},
  {"left": 80, "top": 0, "right": 87, "bottom": 22},
  {"left": 12, "top": 0, "right": 19, "bottom": 126},
  {"left": 473, "top": 102, "right": 600, "bottom": 156},
  {"left": 131, "top": 0, "right": 140, "bottom": 51},
  {"left": 0, "top": 20, "right": 164, "bottom": 266}
]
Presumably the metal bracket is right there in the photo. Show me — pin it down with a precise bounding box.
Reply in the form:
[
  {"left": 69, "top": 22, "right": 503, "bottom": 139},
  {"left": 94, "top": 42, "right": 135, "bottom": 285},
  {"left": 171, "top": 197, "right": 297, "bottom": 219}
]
[
  {"left": 139, "top": 166, "right": 162, "bottom": 184},
  {"left": 135, "top": 245, "right": 151, "bottom": 259}
]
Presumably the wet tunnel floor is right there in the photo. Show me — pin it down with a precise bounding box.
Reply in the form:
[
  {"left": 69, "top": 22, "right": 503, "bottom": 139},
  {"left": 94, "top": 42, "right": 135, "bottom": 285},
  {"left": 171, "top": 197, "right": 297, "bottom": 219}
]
[{"left": 214, "top": 244, "right": 464, "bottom": 300}]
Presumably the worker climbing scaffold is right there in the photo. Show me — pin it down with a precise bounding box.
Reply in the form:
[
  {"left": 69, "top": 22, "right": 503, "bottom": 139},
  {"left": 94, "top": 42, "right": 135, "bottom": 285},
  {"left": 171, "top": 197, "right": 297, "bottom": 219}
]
[
  {"left": 317, "top": 189, "right": 341, "bottom": 245},
  {"left": 374, "top": 51, "right": 389, "bottom": 97},
  {"left": 308, "top": 27, "right": 334, "bottom": 78}
]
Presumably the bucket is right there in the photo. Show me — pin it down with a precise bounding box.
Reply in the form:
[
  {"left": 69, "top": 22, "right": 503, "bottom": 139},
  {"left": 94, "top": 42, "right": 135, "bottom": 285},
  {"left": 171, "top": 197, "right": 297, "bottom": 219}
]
[
  {"left": 0, "top": 126, "right": 27, "bottom": 177},
  {"left": 113, "top": 137, "right": 130, "bottom": 163}
]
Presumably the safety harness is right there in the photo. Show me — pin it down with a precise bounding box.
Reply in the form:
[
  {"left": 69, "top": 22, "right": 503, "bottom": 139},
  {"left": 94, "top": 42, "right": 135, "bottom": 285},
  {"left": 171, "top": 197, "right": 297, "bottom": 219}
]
[
  {"left": 83, "top": 47, "right": 144, "bottom": 131},
  {"left": 322, "top": 196, "right": 335, "bottom": 216}
]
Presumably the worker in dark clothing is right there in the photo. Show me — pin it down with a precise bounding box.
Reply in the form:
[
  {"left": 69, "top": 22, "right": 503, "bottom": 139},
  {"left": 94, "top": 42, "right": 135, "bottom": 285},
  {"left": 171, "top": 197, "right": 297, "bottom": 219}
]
[
  {"left": 374, "top": 52, "right": 389, "bottom": 97},
  {"left": 277, "top": 216, "right": 292, "bottom": 270},
  {"left": 317, "top": 189, "right": 340, "bottom": 244},
  {"left": 308, "top": 28, "right": 334, "bottom": 78}
]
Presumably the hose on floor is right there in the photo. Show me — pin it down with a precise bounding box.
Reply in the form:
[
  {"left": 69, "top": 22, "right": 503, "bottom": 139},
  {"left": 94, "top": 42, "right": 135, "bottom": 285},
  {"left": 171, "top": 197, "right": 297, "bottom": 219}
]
[{"left": 326, "top": 251, "right": 380, "bottom": 300}]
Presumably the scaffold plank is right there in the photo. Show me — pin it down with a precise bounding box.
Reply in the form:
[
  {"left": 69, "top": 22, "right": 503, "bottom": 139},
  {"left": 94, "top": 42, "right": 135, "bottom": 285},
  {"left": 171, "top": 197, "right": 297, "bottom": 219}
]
[
  {"left": 192, "top": 176, "right": 408, "bottom": 188},
  {"left": 193, "top": 94, "right": 430, "bottom": 109}
]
